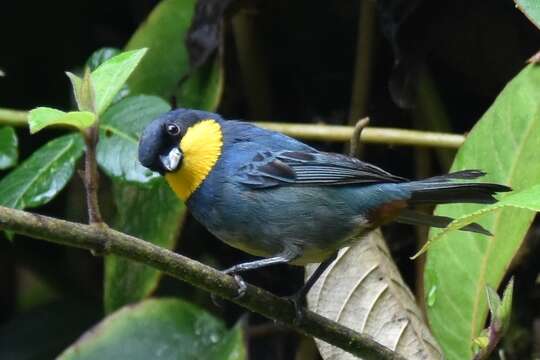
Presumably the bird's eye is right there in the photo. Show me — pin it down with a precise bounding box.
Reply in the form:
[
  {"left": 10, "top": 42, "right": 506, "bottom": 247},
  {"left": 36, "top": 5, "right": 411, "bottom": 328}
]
[{"left": 166, "top": 124, "right": 180, "bottom": 136}]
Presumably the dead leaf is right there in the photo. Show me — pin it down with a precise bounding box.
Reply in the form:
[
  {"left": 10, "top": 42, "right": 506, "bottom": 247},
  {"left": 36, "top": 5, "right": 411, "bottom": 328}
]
[{"left": 306, "top": 230, "right": 443, "bottom": 359}]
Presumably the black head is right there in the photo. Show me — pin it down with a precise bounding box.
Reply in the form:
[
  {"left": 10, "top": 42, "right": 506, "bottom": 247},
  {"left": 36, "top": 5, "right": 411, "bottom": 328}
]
[{"left": 138, "top": 108, "right": 221, "bottom": 175}]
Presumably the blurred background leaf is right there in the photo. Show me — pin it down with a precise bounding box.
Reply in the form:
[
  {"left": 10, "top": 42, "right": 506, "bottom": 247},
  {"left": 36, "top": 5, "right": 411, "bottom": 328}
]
[
  {"left": 58, "top": 299, "right": 246, "bottom": 360},
  {"left": 126, "top": 0, "right": 197, "bottom": 98},
  {"left": 97, "top": 95, "right": 169, "bottom": 185},
  {"left": 0, "top": 126, "right": 17, "bottom": 170},
  {"left": 0, "top": 134, "right": 84, "bottom": 210},
  {"left": 104, "top": 180, "right": 184, "bottom": 313},
  {"left": 425, "top": 65, "right": 540, "bottom": 360},
  {"left": 515, "top": 0, "right": 540, "bottom": 30}
]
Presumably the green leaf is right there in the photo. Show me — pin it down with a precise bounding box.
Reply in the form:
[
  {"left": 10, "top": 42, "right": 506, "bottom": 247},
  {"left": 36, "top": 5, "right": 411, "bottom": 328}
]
[
  {"left": 125, "top": 0, "right": 196, "bottom": 98},
  {"left": 515, "top": 0, "right": 540, "bottom": 30},
  {"left": 58, "top": 299, "right": 246, "bottom": 360},
  {"left": 97, "top": 95, "right": 170, "bottom": 184},
  {"left": 0, "top": 126, "right": 18, "bottom": 170},
  {"left": 485, "top": 285, "right": 501, "bottom": 321},
  {"left": 498, "top": 277, "right": 514, "bottom": 332},
  {"left": 424, "top": 65, "right": 540, "bottom": 360},
  {"left": 67, "top": 69, "right": 96, "bottom": 113},
  {"left": 28, "top": 107, "right": 96, "bottom": 134},
  {"left": 91, "top": 48, "right": 147, "bottom": 115},
  {"left": 104, "top": 180, "right": 184, "bottom": 313},
  {"left": 415, "top": 184, "right": 540, "bottom": 257},
  {"left": 0, "top": 134, "right": 84, "bottom": 209}
]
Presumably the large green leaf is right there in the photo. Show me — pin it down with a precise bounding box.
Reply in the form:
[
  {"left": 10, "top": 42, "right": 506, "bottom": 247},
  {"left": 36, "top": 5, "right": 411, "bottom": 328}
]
[
  {"left": 0, "top": 126, "right": 18, "bottom": 170},
  {"left": 0, "top": 134, "right": 84, "bottom": 209},
  {"left": 58, "top": 299, "right": 246, "bottom": 360},
  {"left": 417, "top": 184, "right": 540, "bottom": 256},
  {"left": 104, "top": 180, "right": 184, "bottom": 313},
  {"left": 125, "top": 0, "right": 196, "bottom": 98},
  {"left": 515, "top": 0, "right": 540, "bottom": 30},
  {"left": 97, "top": 95, "right": 170, "bottom": 184},
  {"left": 424, "top": 65, "right": 540, "bottom": 360},
  {"left": 91, "top": 48, "right": 147, "bottom": 115}
]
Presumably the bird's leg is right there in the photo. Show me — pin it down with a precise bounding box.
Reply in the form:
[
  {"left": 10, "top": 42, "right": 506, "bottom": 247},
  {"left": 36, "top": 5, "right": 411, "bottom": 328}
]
[
  {"left": 287, "top": 252, "right": 339, "bottom": 321},
  {"left": 213, "top": 255, "right": 295, "bottom": 306}
]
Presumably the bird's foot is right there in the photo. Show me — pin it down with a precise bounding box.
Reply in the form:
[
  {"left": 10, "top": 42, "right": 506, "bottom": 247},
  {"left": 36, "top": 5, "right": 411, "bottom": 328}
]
[
  {"left": 285, "top": 291, "right": 307, "bottom": 325},
  {"left": 227, "top": 272, "right": 247, "bottom": 299},
  {"left": 212, "top": 270, "right": 247, "bottom": 307}
]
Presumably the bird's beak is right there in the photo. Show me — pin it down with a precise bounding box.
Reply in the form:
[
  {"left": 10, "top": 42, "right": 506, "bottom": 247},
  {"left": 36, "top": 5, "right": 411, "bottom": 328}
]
[{"left": 159, "top": 147, "right": 183, "bottom": 172}]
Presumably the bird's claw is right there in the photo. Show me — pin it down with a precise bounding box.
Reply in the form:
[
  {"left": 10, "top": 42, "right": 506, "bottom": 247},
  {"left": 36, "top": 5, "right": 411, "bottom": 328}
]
[
  {"left": 230, "top": 273, "right": 247, "bottom": 299},
  {"left": 285, "top": 292, "right": 306, "bottom": 324},
  {"left": 211, "top": 272, "right": 248, "bottom": 307}
]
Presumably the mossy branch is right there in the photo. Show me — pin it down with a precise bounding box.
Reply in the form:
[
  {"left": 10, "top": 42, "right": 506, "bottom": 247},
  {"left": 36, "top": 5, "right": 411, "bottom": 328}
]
[{"left": 0, "top": 205, "right": 405, "bottom": 360}]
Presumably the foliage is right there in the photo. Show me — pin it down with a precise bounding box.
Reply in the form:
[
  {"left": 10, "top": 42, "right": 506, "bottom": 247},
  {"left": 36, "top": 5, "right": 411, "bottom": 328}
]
[
  {"left": 58, "top": 299, "right": 245, "bottom": 360},
  {"left": 0, "top": 126, "right": 18, "bottom": 169},
  {"left": 424, "top": 65, "right": 540, "bottom": 360}
]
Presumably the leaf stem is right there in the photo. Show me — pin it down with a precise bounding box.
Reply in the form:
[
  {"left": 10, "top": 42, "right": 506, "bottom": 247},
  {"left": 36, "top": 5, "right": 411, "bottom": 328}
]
[
  {"left": 83, "top": 125, "right": 103, "bottom": 224},
  {"left": 0, "top": 205, "right": 405, "bottom": 360}
]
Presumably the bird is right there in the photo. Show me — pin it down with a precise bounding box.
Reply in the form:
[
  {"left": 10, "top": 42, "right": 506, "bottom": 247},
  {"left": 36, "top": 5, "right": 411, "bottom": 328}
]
[{"left": 138, "top": 108, "right": 511, "bottom": 308}]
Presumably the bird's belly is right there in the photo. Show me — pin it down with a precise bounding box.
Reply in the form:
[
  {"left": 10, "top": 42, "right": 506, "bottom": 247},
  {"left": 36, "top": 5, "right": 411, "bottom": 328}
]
[{"left": 189, "top": 183, "right": 373, "bottom": 264}]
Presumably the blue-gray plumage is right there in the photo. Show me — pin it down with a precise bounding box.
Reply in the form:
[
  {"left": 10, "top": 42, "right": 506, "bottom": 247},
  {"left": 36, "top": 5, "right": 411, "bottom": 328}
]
[{"left": 138, "top": 109, "right": 511, "bottom": 302}]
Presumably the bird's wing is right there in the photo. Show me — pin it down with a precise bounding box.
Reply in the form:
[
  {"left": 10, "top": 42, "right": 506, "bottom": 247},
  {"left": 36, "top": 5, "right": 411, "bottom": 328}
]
[{"left": 235, "top": 150, "right": 407, "bottom": 188}]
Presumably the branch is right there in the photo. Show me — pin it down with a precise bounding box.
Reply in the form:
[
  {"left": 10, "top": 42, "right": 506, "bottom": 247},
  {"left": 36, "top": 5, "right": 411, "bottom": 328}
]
[
  {"left": 254, "top": 122, "right": 465, "bottom": 148},
  {"left": 0, "top": 205, "right": 405, "bottom": 360},
  {"left": 0, "top": 108, "right": 28, "bottom": 127},
  {"left": 0, "top": 107, "right": 465, "bottom": 149},
  {"left": 82, "top": 125, "right": 103, "bottom": 224}
]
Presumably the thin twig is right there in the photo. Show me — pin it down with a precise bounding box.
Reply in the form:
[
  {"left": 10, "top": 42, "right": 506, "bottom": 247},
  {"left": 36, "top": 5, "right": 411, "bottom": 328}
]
[
  {"left": 349, "top": 117, "right": 370, "bottom": 158},
  {"left": 83, "top": 125, "right": 103, "bottom": 224},
  {"left": 0, "top": 205, "right": 405, "bottom": 360}
]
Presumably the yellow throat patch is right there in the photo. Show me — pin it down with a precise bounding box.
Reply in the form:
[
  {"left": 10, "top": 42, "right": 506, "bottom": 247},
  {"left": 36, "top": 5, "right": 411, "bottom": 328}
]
[{"left": 165, "top": 119, "right": 223, "bottom": 201}]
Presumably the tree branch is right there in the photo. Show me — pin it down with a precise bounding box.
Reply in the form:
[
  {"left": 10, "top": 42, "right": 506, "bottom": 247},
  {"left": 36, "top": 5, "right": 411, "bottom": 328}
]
[
  {"left": 0, "top": 205, "right": 405, "bottom": 360},
  {"left": 254, "top": 122, "right": 464, "bottom": 148},
  {"left": 0, "top": 107, "right": 465, "bottom": 148}
]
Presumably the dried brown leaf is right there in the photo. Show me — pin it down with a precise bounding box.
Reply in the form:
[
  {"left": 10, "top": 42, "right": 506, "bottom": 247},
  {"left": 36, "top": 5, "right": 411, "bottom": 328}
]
[{"left": 306, "top": 230, "right": 443, "bottom": 360}]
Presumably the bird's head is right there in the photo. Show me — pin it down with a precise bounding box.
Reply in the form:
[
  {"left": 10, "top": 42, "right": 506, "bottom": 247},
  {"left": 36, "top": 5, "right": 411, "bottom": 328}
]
[{"left": 138, "top": 109, "right": 224, "bottom": 200}]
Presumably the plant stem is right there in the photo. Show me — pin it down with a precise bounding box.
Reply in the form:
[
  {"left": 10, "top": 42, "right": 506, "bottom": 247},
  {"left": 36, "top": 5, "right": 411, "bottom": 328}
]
[
  {"left": 255, "top": 122, "right": 464, "bottom": 148},
  {"left": 0, "top": 205, "right": 405, "bottom": 360},
  {"left": 83, "top": 125, "right": 103, "bottom": 224},
  {"left": 349, "top": 0, "right": 376, "bottom": 124},
  {"left": 0, "top": 107, "right": 465, "bottom": 148},
  {"left": 0, "top": 108, "right": 28, "bottom": 127}
]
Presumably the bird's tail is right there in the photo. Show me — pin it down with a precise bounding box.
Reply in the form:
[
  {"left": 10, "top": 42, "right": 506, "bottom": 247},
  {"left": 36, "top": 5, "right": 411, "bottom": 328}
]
[
  {"left": 396, "top": 170, "right": 511, "bottom": 235},
  {"left": 403, "top": 170, "right": 511, "bottom": 205}
]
